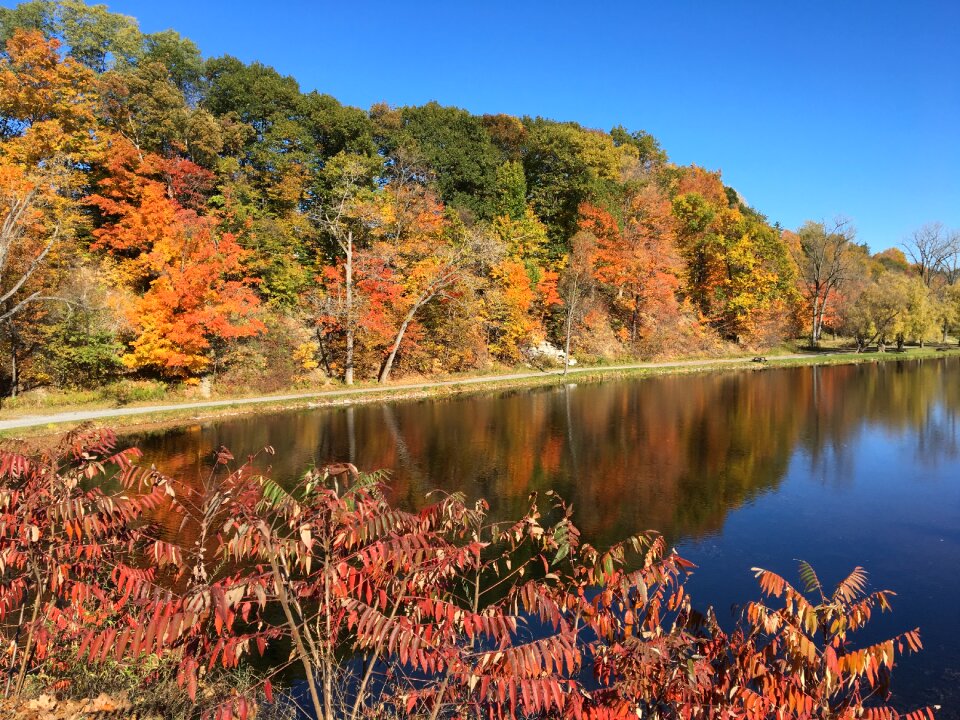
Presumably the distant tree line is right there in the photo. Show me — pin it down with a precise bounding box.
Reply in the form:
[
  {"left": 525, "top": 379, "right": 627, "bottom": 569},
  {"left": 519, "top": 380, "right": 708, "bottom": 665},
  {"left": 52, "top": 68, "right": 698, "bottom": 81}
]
[{"left": 789, "top": 220, "right": 960, "bottom": 352}]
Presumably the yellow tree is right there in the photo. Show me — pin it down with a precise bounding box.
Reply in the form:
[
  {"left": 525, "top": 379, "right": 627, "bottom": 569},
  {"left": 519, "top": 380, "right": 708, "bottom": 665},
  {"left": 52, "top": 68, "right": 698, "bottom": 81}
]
[
  {"left": 0, "top": 30, "right": 98, "bottom": 393},
  {"left": 485, "top": 257, "right": 537, "bottom": 361},
  {"left": 485, "top": 204, "right": 552, "bottom": 361},
  {"left": 362, "top": 179, "right": 473, "bottom": 383},
  {"left": 671, "top": 166, "right": 799, "bottom": 345}
]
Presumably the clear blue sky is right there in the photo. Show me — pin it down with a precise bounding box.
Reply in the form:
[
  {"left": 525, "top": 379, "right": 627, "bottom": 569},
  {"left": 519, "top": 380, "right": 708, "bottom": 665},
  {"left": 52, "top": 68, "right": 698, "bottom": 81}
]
[{"left": 9, "top": 0, "right": 960, "bottom": 251}]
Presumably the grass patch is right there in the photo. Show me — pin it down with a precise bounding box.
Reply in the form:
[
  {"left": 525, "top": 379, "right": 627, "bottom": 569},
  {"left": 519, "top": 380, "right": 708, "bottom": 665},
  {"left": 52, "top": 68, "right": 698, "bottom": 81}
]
[
  {"left": 12, "top": 649, "right": 294, "bottom": 720},
  {"left": 2, "top": 379, "right": 169, "bottom": 412}
]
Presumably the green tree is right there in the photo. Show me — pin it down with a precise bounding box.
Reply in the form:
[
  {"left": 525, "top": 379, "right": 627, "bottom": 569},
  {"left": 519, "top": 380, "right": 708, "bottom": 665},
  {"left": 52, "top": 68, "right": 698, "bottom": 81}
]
[
  {"left": 99, "top": 60, "right": 223, "bottom": 165},
  {"left": 141, "top": 29, "right": 204, "bottom": 100},
  {"left": 385, "top": 101, "right": 501, "bottom": 221},
  {"left": 493, "top": 159, "right": 527, "bottom": 221},
  {"left": 610, "top": 124, "right": 667, "bottom": 171},
  {"left": 0, "top": 0, "right": 142, "bottom": 72},
  {"left": 40, "top": 305, "right": 123, "bottom": 388},
  {"left": 203, "top": 56, "right": 302, "bottom": 146},
  {"left": 300, "top": 91, "right": 375, "bottom": 164},
  {"left": 523, "top": 118, "right": 623, "bottom": 251}
]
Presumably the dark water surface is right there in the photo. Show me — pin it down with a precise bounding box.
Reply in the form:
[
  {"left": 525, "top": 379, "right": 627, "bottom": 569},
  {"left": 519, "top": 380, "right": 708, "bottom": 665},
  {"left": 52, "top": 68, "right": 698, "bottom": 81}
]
[{"left": 133, "top": 358, "right": 960, "bottom": 715}]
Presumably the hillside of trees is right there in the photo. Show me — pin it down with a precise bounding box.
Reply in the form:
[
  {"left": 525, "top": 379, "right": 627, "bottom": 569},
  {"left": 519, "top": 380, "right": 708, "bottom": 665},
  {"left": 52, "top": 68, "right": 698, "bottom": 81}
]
[{"left": 2, "top": 0, "right": 959, "bottom": 401}]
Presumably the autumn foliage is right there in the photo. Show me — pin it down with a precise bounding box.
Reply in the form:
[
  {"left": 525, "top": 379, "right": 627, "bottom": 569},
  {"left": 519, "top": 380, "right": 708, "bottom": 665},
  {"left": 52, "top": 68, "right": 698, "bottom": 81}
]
[
  {"left": 0, "top": 13, "right": 810, "bottom": 401},
  {"left": 87, "top": 136, "right": 264, "bottom": 376},
  {"left": 3, "top": 4, "right": 960, "bottom": 400},
  {"left": 0, "top": 430, "right": 936, "bottom": 720}
]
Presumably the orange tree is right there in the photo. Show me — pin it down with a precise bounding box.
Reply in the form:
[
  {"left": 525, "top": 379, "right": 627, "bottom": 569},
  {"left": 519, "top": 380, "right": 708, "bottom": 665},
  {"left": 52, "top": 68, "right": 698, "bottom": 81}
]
[
  {"left": 360, "top": 177, "right": 475, "bottom": 383},
  {"left": 88, "top": 135, "right": 265, "bottom": 377},
  {"left": 580, "top": 190, "right": 682, "bottom": 350}
]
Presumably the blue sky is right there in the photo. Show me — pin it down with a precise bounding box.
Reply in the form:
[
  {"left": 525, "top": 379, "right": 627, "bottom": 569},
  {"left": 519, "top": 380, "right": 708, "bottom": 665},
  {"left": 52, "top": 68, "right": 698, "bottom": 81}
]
[{"left": 8, "top": 0, "right": 960, "bottom": 251}]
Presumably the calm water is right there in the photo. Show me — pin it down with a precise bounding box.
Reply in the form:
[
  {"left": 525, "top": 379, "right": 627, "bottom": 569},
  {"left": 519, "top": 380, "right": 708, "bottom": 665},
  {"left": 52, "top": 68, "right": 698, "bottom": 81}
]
[{"left": 133, "top": 357, "right": 960, "bottom": 715}]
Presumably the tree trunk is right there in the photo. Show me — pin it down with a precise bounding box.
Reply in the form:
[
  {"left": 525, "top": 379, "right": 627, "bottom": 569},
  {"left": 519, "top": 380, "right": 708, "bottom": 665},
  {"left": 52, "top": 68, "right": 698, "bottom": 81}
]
[
  {"left": 265, "top": 540, "right": 325, "bottom": 720},
  {"left": 378, "top": 307, "right": 417, "bottom": 384},
  {"left": 810, "top": 295, "right": 820, "bottom": 348},
  {"left": 9, "top": 323, "right": 18, "bottom": 398},
  {"left": 344, "top": 231, "right": 354, "bottom": 386},
  {"left": 816, "top": 295, "right": 829, "bottom": 344},
  {"left": 563, "top": 278, "right": 578, "bottom": 377},
  {"left": 316, "top": 328, "right": 333, "bottom": 377},
  {"left": 322, "top": 555, "right": 334, "bottom": 720},
  {"left": 14, "top": 568, "right": 44, "bottom": 697}
]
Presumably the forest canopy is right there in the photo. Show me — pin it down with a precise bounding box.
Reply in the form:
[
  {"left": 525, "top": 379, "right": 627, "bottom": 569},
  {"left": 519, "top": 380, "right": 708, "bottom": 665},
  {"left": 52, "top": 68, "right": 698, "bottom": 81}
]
[{"left": 1, "top": 0, "right": 958, "bottom": 399}]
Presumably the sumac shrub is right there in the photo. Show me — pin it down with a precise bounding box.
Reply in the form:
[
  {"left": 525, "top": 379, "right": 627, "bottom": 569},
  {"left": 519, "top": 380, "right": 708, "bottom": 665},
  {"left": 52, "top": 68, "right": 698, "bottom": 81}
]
[{"left": 0, "top": 430, "right": 937, "bottom": 720}]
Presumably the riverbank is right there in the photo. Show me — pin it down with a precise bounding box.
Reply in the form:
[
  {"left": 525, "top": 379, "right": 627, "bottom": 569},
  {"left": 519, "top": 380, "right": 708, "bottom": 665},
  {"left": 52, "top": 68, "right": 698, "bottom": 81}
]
[{"left": 2, "top": 345, "right": 958, "bottom": 438}]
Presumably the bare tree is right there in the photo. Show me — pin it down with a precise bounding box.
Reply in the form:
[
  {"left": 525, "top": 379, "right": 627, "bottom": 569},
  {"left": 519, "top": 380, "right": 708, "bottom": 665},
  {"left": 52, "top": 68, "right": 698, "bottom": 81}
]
[
  {"left": 311, "top": 153, "right": 378, "bottom": 386},
  {"left": 0, "top": 177, "right": 64, "bottom": 325},
  {"left": 933, "top": 229, "right": 960, "bottom": 342},
  {"left": 941, "top": 229, "right": 960, "bottom": 286},
  {"left": 560, "top": 231, "right": 596, "bottom": 375},
  {"left": 791, "top": 218, "right": 858, "bottom": 347},
  {"left": 902, "top": 222, "right": 959, "bottom": 288}
]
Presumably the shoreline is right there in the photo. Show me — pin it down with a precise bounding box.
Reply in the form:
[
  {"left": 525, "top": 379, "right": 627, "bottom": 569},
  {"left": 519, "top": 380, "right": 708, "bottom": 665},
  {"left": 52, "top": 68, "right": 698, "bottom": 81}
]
[{"left": 2, "top": 347, "right": 958, "bottom": 439}]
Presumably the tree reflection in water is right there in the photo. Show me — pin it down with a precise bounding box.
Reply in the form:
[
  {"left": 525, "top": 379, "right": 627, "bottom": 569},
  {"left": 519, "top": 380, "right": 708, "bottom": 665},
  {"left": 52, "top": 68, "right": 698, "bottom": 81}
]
[{"left": 134, "top": 358, "right": 960, "bottom": 548}]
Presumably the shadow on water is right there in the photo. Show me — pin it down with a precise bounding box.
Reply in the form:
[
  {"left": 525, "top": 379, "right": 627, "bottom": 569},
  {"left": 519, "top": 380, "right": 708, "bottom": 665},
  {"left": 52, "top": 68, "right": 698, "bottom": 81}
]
[{"left": 131, "top": 357, "right": 960, "bottom": 715}]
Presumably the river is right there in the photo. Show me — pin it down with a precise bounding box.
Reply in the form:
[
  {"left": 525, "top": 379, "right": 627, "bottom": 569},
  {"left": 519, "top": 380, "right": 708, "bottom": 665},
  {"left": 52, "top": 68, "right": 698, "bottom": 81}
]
[{"left": 133, "top": 357, "right": 960, "bottom": 714}]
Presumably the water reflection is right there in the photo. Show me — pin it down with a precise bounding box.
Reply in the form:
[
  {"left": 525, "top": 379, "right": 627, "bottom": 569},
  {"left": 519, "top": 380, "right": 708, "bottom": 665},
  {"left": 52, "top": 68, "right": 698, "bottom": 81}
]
[{"left": 134, "top": 358, "right": 960, "bottom": 548}]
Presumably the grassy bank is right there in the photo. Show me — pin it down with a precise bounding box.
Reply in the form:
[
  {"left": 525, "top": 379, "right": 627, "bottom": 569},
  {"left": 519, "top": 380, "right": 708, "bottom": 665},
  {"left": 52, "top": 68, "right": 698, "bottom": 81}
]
[{"left": 2, "top": 344, "right": 959, "bottom": 439}]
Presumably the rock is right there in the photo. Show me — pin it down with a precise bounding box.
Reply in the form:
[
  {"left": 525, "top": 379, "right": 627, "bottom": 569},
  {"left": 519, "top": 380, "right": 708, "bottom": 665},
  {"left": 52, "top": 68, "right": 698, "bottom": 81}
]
[
  {"left": 198, "top": 376, "right": 213, "bottom": 399},
  {"left": 524, "top": 340, "right": 571, "bottom": 367}
]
